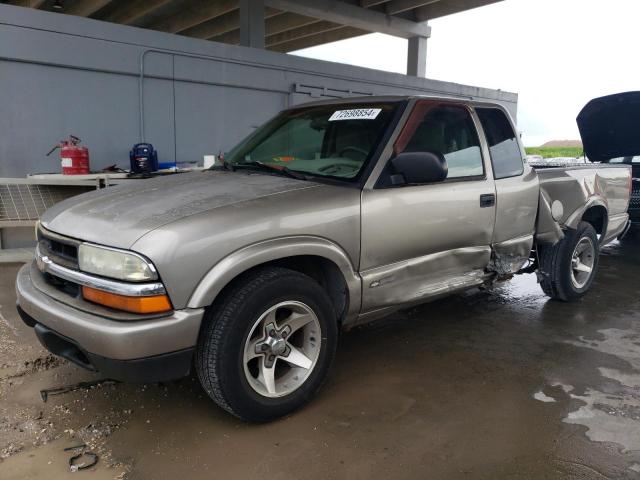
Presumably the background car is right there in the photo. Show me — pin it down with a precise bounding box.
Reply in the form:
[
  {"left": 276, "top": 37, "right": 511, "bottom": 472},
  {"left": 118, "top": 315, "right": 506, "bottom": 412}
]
[{"left": 609, "top": 156, "right": 640, "bottom": 231}]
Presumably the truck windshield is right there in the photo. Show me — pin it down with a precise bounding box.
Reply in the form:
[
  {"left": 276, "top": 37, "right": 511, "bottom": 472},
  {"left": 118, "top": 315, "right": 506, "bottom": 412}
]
[{"left": 226, "top": 102, "right": 400, "bottom": 181}]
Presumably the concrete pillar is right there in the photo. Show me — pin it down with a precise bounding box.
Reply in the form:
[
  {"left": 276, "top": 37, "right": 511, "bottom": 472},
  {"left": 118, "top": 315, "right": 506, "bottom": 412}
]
[
  {"left": 407, "top": 35, "right": 428, "bottom": 77},
  {"left": 239, "top": 0, "right": 265, "bottom": 49}
]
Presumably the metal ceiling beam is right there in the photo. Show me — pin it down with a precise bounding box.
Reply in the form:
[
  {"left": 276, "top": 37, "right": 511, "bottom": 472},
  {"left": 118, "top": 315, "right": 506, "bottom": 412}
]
[
  {"left": 182, "top": 8, "right": 280, "bottom": 39},
  {"left": 5, "top": 0, "right": 46, "bottom": 7},
  {"left": 269, "top": 25, "right": 368, "bottom": 52},
  {"left": 182, "top": 9, "right": 240, "bottom": 38},
  {"left": 383, "top": 0, "right": 440, "bottom": 15},
  {"left": 266, "top": 20, "right": 342, "bottom": 47},
  {"left": 261, "top": 11, "right": 318, "bottom": 36},
  {"left": 102, "top": 0, "right": 175, "bottom": 25},
  {"left": 414, "top": 0, "right": 502, "bottom": 20},
  {"left": 359, "top": 0, "right": 387, "bottom": 7},
  {"left": 209, "top": 29, "right": 239, "bottom": 44},
  {"left": 63, "top": 0, "right": 112, "bottom": 17},
  {"left": 360, "top": 0, "right": 441, "bottom": 16},
  {"left": 264, "top": 0, "right": 431, "bottom": 38},
  {"left": 148, "top": 0, "right": 237, "bottom": 34},
  {"left": 208, "top": 12, "right": 320, "bottom": 43}
]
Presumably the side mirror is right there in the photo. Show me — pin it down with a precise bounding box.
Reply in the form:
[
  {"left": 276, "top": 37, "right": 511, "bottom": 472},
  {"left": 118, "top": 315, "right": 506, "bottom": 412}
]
[{"left": 389, "top": 151, "right": 448, "bottom": 186}]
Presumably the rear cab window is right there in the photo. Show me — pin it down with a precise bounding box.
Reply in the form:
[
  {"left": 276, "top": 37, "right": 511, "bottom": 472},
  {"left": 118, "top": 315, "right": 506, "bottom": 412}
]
[{"left": 476, "top": 108, "right": 524, "bottom": 179}]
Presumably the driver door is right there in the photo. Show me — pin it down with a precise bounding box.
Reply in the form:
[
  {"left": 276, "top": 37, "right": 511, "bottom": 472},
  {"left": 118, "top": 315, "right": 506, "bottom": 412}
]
[{"left": 359, "top": 100, "right": 496, "bottom": 312}]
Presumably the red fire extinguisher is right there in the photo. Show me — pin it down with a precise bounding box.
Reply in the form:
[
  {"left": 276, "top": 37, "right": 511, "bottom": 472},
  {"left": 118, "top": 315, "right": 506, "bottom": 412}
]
[{"left": 46, "top": 135, "right": 90, "bottom": 175}]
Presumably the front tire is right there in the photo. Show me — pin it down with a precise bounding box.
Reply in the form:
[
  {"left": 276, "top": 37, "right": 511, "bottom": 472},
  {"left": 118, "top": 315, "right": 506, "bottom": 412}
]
[
  {"left": 538, "top": 221, "right": 599, "bottom": 301},
  {"left": 196, "top": 267, "right": 338, "bottom": 422}
]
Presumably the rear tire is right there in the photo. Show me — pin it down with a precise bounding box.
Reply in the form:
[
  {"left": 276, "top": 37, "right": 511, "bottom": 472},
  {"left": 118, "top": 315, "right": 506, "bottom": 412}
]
[
  {"left": 538, "top": 221, "right": 599, "bottom": 302},
  {"left": 196, "top": 267, "right": 338, "bottom": 422}
]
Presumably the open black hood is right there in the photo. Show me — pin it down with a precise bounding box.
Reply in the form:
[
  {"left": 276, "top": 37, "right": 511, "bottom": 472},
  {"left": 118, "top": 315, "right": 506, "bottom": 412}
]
[{"left": 577, "top": 91, "right": 640, "bottom": 163}]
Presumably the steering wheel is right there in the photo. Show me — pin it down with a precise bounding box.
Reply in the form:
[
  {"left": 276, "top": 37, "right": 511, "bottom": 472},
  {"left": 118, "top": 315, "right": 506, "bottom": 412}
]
[
  {"left": 338, "top": 146, "right": 368, "bottom": 161},
  {"left": 319, "top": 163, "right": 359, "bottom": 175}
]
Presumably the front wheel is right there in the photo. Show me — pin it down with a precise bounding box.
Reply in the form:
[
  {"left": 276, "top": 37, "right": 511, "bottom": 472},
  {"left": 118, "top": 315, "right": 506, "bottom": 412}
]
[
  {"left": 538, "top": 221, "right": 599, "bottom": 301},
  {"left": 196, "top": 267, "right": 338, "bottom": 422}
]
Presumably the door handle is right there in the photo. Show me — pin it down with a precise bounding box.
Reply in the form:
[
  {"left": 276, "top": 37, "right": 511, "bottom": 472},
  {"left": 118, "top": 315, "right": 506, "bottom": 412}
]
[{"left": 480, "top": 193, "right": 495, "bottom": 208}]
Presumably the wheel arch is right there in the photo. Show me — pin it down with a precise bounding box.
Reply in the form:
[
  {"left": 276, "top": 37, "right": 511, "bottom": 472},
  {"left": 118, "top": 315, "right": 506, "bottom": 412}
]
[
  {"left": 565, "top": 196, "right": 608, "bottom": 234},
  {"left": 581, "top": 204, "right": 608, "bottom": 236},
  {"left": 187, "top": 236, "right": 362, "bottom": 325}
]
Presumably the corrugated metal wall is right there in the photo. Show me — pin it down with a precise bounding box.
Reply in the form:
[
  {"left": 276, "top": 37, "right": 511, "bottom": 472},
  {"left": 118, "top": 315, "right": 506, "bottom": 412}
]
[{"left": 0, "top": 4, "right": 518, "bottom": 178}]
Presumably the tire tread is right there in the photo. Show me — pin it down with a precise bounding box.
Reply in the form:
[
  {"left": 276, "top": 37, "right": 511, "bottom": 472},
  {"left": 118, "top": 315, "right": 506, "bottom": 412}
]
[
  {"left": 538, "top": 221, "right": 598, "bottom": 302},
  {"left": 195, "top": 266, "right": 335, "bottom": 421}
]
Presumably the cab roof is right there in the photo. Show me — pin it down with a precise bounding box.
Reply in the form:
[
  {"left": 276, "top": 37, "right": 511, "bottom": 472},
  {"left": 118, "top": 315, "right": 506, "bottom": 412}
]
[{"left": 285, "top": 94, "right": 505, "bottom": 110}]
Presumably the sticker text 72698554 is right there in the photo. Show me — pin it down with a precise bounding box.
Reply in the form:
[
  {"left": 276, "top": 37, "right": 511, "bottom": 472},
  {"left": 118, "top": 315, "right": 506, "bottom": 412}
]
[{"left": 328, "top": 108, "right": 382, "bottom": 121}]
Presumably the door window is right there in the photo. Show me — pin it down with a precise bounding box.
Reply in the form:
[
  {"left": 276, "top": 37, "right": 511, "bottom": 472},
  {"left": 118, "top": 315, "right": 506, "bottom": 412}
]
[
  {"left": 395, "top": 104, "right": 484, "bottom": 180},
  {"left": 476, "top": 108, "right": 524, "bottom": 179}
]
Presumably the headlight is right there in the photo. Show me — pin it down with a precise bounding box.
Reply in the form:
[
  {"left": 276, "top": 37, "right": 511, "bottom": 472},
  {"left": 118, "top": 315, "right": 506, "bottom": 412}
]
[{"left": 78, "top": 244, "right": 158, "bottom": 282}]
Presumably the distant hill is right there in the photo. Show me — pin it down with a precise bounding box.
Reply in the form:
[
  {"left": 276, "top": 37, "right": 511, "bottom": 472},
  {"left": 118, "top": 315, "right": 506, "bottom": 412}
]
[{"left": 541, "top": 140, "right": 583, "bottom": 148}]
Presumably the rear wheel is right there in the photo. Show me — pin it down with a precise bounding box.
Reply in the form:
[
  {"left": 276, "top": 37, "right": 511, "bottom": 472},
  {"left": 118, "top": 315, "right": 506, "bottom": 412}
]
[
  {"left": 538, "top": 221, "right": 599, "bottom": 301},
  {"left": 196, "top": 267, "right": 338, "bottom": 422}
]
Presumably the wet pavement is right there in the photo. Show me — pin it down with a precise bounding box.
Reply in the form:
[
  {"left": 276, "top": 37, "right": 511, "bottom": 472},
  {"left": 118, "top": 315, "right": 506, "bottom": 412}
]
[{"left": 1, "top": 236, "right": 640, "bottom": 479}]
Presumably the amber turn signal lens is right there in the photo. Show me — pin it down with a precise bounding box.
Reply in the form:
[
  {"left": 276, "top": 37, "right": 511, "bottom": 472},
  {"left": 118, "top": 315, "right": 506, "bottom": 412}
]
[{"left": 82, "top": 286, "right": 172, "bottom": 314}]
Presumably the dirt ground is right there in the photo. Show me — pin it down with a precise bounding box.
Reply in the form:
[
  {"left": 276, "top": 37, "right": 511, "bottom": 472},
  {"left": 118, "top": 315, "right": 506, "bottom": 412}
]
[{"left": 1, "top": 237, "right": 640, "bottom": 479}]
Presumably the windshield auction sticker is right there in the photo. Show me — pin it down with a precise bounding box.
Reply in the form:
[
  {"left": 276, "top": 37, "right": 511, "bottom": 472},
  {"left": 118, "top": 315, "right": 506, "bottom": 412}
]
[{"left": 328, "top": 108, "right": 382, "bottom": 121}]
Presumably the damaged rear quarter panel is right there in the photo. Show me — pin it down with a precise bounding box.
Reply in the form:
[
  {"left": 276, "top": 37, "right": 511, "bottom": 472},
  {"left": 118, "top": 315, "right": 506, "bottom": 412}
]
[{"left": 536, "top": 165, "right": 631, "bottom": 243}]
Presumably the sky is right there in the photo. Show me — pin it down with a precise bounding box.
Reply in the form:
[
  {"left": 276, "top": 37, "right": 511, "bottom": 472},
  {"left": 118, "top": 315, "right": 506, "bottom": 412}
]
[{"left": 292, "top": 0, "right": 640, "bottom": 147}]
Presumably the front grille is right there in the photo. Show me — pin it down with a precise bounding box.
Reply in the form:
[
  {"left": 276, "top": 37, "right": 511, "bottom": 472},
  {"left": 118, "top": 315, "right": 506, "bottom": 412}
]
[
  {"left": 40, "top": 237, "right": 78, "bottom": 267},
  {"left": 38, "top": 227, "right": 80, "bottom": 270},
  {"left": 37, "top": 227, "right": 82, "bottom": 297}
]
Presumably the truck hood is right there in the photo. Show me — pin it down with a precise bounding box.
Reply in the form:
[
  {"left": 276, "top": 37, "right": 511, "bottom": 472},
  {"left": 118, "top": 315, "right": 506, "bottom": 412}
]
[
  {"left": 577, "top": 91, "right": 640, "bottom": 162},
  {"left": 40, "top": 171, "right": 319, "bottom": 249}
]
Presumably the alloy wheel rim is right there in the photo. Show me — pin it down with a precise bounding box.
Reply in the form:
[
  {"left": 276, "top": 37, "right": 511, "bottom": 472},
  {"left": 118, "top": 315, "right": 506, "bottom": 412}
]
[
  {"left": 243, "top": 301, "right": 321, "bottom": 398},
  {"left": 570, "top": 236, "right": 596, "bottom": 289}
]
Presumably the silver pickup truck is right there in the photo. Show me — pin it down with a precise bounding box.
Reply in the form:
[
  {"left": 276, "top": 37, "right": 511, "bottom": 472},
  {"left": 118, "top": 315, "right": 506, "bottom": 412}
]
[{"left": 16, "top": 95, "right": 631, "bottom": 421}]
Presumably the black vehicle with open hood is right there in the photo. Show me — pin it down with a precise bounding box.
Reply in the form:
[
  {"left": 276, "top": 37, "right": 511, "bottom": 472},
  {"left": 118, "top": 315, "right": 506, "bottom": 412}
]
[
  {"left": 578, "top": 91, "right": 640, "bottom": 227},
  {"left": 577, "top": 91, "right": 640, "bottom": 163}
]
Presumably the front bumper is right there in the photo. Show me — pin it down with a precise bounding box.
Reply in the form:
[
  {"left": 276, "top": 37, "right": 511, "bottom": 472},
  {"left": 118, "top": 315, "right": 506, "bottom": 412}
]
[{"left": 16, "top": 263, "right": 205, "bottom": 382}]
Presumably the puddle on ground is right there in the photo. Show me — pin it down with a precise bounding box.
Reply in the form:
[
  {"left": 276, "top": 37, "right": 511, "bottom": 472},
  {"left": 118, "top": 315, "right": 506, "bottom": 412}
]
[
  {"left": 533, "top": 391, "right": 557, "bottom": 403},
  {"left": 564, "top": 387, "right": 640, "bottom": 452},
  {"left": 566, "top": 328, "right": 640, "bottom": 370},
  {"left": 554, "top": 327, "right": 640, "bottom": 455},
  {"left": 492, "top": 273, "right": 549, "bottom": 308},
  {"left": 599, "top": 367, "right": 640, "bottom": 389}
]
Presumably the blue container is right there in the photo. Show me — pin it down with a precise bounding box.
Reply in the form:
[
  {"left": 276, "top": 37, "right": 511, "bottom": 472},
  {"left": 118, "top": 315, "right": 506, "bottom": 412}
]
[{"left": 157, "top": 160, "right": 177, "bottom": 170}]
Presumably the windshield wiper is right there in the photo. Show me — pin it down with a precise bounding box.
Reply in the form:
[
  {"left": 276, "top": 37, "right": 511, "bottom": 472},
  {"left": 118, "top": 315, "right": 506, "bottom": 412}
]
[{"left": 237, "top": 161, "right": 309, "bottom": 180}]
